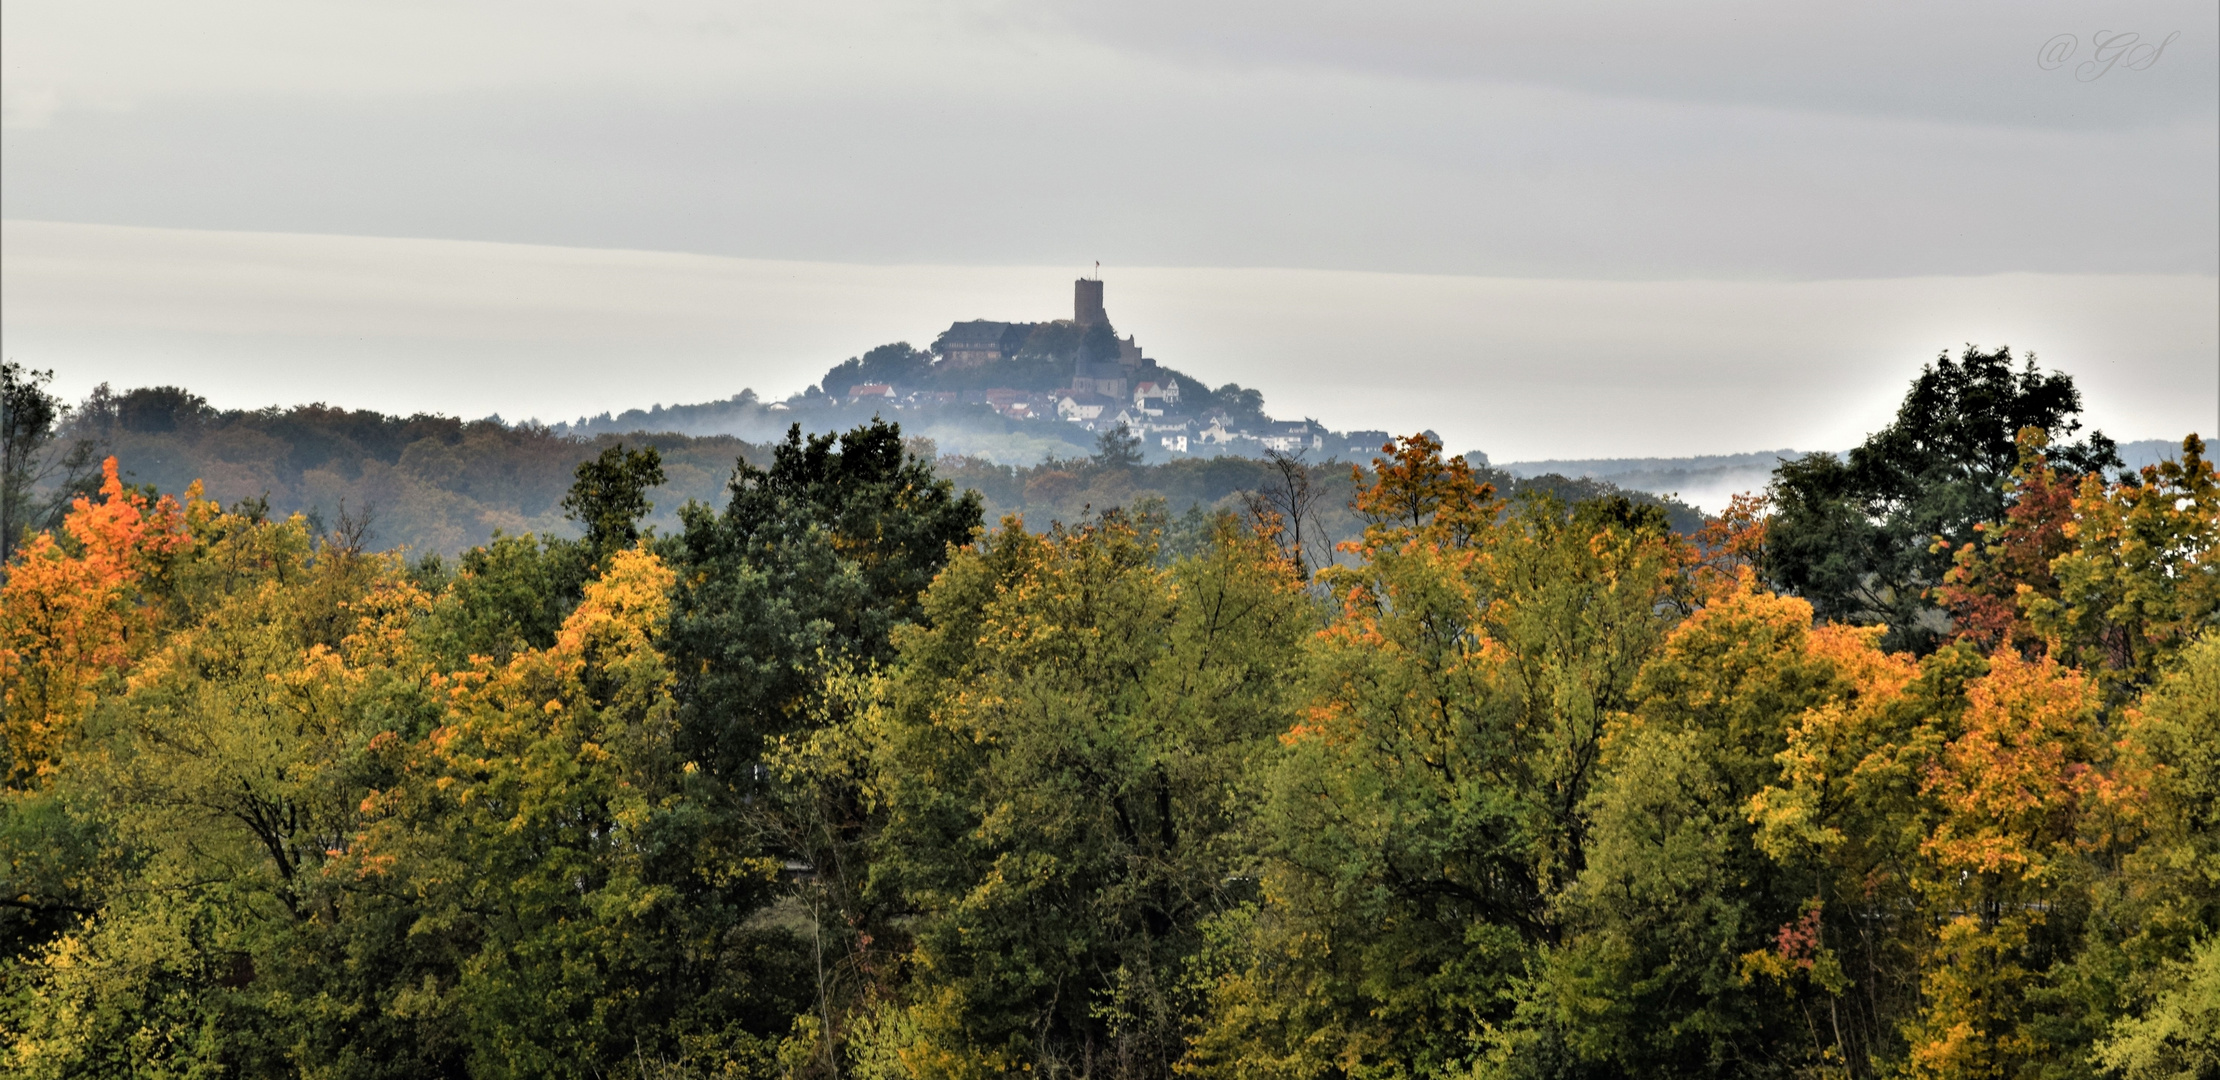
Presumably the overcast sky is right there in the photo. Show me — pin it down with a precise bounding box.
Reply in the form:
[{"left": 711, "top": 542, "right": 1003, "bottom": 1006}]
[{"left": 4, "top": 1, "right": 2215, "bottom": 459}]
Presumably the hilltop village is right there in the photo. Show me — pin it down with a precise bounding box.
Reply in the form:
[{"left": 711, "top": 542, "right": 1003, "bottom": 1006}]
[{"left": 808, "top": 278, "right": 1393, "bottom": 460}]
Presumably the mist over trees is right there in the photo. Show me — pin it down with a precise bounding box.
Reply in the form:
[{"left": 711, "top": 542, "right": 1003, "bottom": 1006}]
[
  {"left": 1, "top": 353, "right": 2214, "bottom": 1079},
  {"left": 0, "top": 374, "right": 1700, "bottom": 559}
]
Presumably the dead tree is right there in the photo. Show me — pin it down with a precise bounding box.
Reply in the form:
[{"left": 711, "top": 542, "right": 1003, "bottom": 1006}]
[{"left": 1241, "top": 449, "right": 1335, "bottom": 577}]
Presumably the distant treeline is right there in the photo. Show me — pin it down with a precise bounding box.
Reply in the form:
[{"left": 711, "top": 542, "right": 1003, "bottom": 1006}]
[
  {"left": 8, "top": 382, "right": 760, "bottom": 556},
  {"left": 0, "top": 376, "right": 1701, "bottom": 558}
]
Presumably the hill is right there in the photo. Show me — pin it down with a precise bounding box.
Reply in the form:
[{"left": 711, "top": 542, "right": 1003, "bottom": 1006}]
[{"left": 556, "top": 278, "right": 1398, "bottom": 467}]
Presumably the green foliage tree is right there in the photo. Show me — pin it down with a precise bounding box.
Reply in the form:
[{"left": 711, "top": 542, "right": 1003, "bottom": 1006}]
[
  {"left": 0, "top": 361, "right": 92, "bottom": 566},
  {"left": 667, "top": 420, "right": 981, "bottom": 784},
  {"left": 1765, "top": 346, "right": 2120, "bottom": 651},
  {"left": 819, "top": 342, "right": 935, "bottom": 397},
  {"left": 2095, "top": 937, "right": 2220, "bottom": 1080},
  {"left": 419, "top": 530, "right": 590, "bottom": 664},
  {"left": 2088, "top": 635, "right": 2220, "bottom": 1079},
  {"left": 1079, "top": 320, "right": 1121, "bottom": 363},
  {"left": 113, "top": 386, "right": 212, "bottom": 434},
  {"left": 1014, "top": 321, "right": 1088, "bottom": 363},
  {"left": 1, "top": 361, "right": 61, "bottom": 564},
  {"left": 832, "top": 508, "right": 1310, "bottom": 1074},
  {"left": 561, "top": 442, "right": 666, "bottom": 560},
  {"left": 1203, "top": 383, "right": 1267, "bottom": 429},
  {"left": 353, "top": 548, "right": 810, "bottom": 1078},
  {"left": 1094, "top": 422, "right": 1144, "bottom": 468},
  {"left": 424, "top": 437, "right": 680, "bottom": 667}
]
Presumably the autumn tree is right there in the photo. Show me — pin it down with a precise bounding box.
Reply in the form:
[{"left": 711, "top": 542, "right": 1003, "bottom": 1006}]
[
  {"left": 1766, "top": 346, "right": 2120, "bottom": 651},
  {"left": 6, "top": 476, "right": 819, "bottom": 1077},
  {"left": 1933, "top": 427, "right": 2083, "bottom": 657},
  {"left": 4, "top": 392, "right": 2209, "bottom": 1080},
  {"left": 820, "top": 509, "right": 1309, "bottom": 1075},
  {"left": 0, "top": 458, "right": 193, "bottom": 786},
  {"left": 2026, "top": 435, "right": 2219, "bottom": 704},
  {"left": 1553, "top": 577, "right": 1875, "bottom": 1071},
  {"left": 343, "top": 547, "right": 810, "bottom": 1077},
  {"left": 2093, "top": 636, "right": 2220, "bottom": 1078},
  {"left": 4, "top": 492, "right": 429, "bottom": 1076},
  {"left": 1902, "top": 651, "right": 2107, "bottom": 1077},
  {"left": 1189, "top": 434, "right": 1686, "bottom": 1076}
]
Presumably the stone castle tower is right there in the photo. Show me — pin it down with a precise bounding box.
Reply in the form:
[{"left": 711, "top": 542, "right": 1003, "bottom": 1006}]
[{"left": 1074, "top": 278, "right": 1106, "bottom": 327}]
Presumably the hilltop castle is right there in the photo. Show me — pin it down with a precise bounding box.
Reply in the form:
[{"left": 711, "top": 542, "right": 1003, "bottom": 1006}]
[
  {"left": 931, "top": 277, "right": 1150, "bottom": 386},
  {"left": 1074, "top": 277, "right": 1106, "bottom": 326},
  {"left": 805, "top": 273, "right": 1347, "bottom": 460}
]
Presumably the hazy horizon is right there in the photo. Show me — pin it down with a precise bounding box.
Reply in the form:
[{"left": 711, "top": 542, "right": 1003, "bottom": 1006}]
[
  {"left": 4, "top": 0, "right": 2215, "bottom": 460},
  {"left": 4, "top": 220, "right": 2212, "bottom": 462}
]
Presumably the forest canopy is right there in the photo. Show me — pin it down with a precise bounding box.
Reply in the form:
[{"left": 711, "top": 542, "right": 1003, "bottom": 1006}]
[{"left": 1, "top": 351, "right": 2214, "bottom": 1079}]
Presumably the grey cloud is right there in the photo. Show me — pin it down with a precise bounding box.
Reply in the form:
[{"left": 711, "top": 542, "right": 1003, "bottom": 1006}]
[
  {"left": 3, "top": 0, "right": 2212, "bottom": 280},
  {"left": 4, "top": 73, "right": 2211, "bottom": 279},
  {"left": 1039, "top": 0, "right": 2218, "bottom": 130}
]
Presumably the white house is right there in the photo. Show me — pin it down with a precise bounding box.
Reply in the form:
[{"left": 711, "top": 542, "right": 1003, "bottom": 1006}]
[
  {"left": 1133, "top": 380, "right": 1180, "bottom": 416},
  {"left": 1343, "top": 430, "right": 1394, "bottom": 456},
  {"left": 1260, "top": 420, "right": 1325, "bottom": 454},
  {"left": 1057, "top": 393, "right": 1109, "bottom": 422}
]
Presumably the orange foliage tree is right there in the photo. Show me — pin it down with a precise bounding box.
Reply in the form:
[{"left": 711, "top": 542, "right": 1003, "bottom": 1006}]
[
  {"left": 1904, "top": 651, "right": 2108, "bottom": 1078},
  {"left": 1344, "top": 430, "right": 1498, "bottom": 553},
  {"left": 1692, "top": 492, "right": 1770, "bottom": 598},
  {"left": 0, "top": 458, "right": 194, "bottom": 784},
  {"left": 1934, "top": 428, "right": 2082, "bottom": 657}
]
